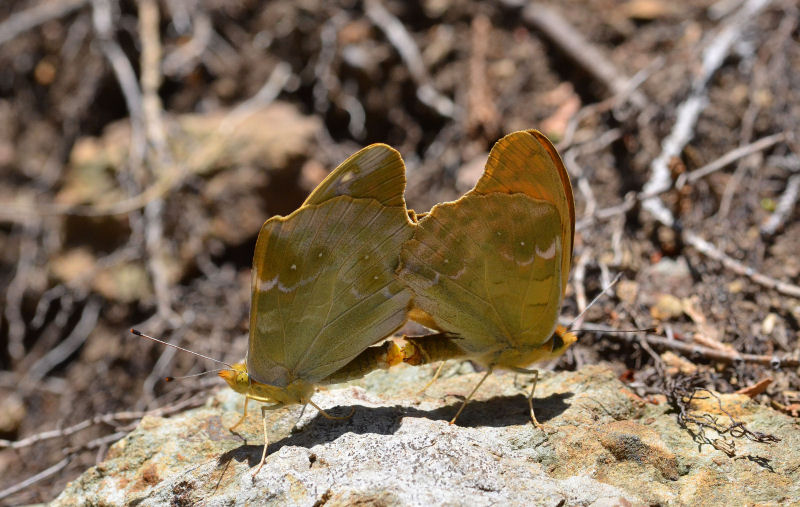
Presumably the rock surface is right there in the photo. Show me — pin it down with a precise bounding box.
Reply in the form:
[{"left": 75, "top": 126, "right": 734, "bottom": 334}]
[{"left": 52, "top": 364, "right": 799, "bottom": 506}]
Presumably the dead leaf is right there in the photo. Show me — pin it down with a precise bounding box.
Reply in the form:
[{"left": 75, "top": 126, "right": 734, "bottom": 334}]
[{"left": 735, "top": 378, "right": 773, "bottom": 398}]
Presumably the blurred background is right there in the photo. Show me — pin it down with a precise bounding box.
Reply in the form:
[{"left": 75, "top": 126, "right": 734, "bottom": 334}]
[{"left": 0, "top": 0, "right": 798, "bottom": 502}]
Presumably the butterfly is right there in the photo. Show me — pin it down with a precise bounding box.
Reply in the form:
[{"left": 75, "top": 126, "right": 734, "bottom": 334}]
[
  {"left": 397, "top": 130, "right": 577, "bottom": 425},
  {"left": 217, "top": 143, "right": 415, "bottom": 473}
]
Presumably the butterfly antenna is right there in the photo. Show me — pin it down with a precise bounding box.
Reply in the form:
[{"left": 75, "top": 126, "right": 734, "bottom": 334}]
[
  {"left": 165, "top": 368, "right": 228, "bottom": 382},
  {"left": 131, "top": 329, "right": 235, "bottom": 370},
  {"left": 565, "top": 275, "right": 657, "bottom": 335},
  {"left": 567, "top": 272, "right": 622, "bottom": 330}
]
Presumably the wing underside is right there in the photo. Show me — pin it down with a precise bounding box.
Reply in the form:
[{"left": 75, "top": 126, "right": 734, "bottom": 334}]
[
  {"left": 398, "top": 193, "right": 563, "bottom": 358},
  {"left": 473, "top": 130, "right": 574, "bottom": 295},
  {"left": 303, "top": 144, "right": 407, "bottom": 208},
  {"left": 248, "top": 196, "right": 413, "bottom": 386}
]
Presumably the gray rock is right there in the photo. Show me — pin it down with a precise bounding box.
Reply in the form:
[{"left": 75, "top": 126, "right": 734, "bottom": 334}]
[{"left": 52, "top": 365, "right": 798, "bottom": 506}]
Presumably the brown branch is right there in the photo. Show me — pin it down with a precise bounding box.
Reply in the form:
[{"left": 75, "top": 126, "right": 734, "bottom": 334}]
[
  {"left": 466, "top": 14, "right": 499, "bottom": 136},
  {"left": 512, "top": 2, "right": 647, "bottom": 108},
  {"left": 138, "top": 0, "right": 180, "bottom": 324}
]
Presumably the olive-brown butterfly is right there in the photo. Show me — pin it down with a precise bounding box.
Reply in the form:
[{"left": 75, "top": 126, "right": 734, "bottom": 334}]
[{"left": 397, "top": 130, "right": 577, "bottom": 425}]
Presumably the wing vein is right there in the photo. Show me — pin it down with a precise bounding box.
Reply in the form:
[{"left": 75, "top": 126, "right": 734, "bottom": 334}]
[{"left": 293, "top": 203, "right": 389, "bottom": 372}]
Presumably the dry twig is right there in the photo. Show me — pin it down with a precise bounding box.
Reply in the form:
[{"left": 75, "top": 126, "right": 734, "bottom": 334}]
[
  {"left": 26, "top": 298, "right": 101, "bottom": 383},
  {"left": 0, "top": 457, "right": 70, "bottom": 502},
  {"left": 683, "top": 231, "right": 800, "bottom": 298},
  {"left": 761, "top": 173, "right": 800, "bottom": 237},
  {"left": 585, "top": 323, "right": 799, "bottom": 368},
  {"left": 0, "top": 393, "right": 206, "bottom": 451},
  {"left": 0, "top": 0, "right": 87, "bottom": 46},
  {"left": 666, "top": 375, "right": 780, "bottom": 459},
  {"left": 466, "top": 14, "right": 499, "bottom": 136},
  {"left": 365, "top": 0, "right": 456, "bottom": 118},
  {"left": 511, "top": 1, "right": 647, "bottom": 109},
  {"left": 674, "top": 132, "right": 788, "bottom": 190},
  {"left": 641, "top": 0, "right": 774, "bottom": 226}
]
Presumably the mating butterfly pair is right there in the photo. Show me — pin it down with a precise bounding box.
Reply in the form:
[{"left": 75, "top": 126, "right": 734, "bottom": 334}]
[{"left": 217, "top": 130, "right": 575, "bottom": 473}]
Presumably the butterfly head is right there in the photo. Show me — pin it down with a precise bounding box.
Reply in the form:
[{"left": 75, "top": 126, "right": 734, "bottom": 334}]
[
  {"left": 218, "top": 362, "right": 252, "bottom": 395},
  {"left": 549, "top": 325, "right": 577, "bottom": 358},
  {"left": 218, "top": 363, "right": 315, "bottom": 405}
]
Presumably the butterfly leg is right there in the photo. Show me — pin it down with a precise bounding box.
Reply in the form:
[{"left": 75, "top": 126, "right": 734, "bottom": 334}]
[
  {"left": 309, "top": 399, "right": 356, "bottom": 420},
  {"left": 253, "top": 403, "right": 285, "bottom": 477},
  {"left": 512, "top": 366, "right": 542, "bottom": 429},
  {"left": 450, "top": 368, "right": 493, "bottom": 425},
  {"left": 290, "top": 403, "right": 309, "bottom": 433},
  {"left": 229, "top": 395, "right": 251, "bottom": 431},
  {"left": 419, "top": 362, "right": 446, "bottom": 394}
]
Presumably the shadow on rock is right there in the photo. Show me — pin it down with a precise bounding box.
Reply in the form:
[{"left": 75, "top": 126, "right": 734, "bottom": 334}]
[
  {"left": 220, "top": 390, "right": 573, "bottom": 468},
  {"left": 434, "top": 391, "right": 574, "bottom": 428}
]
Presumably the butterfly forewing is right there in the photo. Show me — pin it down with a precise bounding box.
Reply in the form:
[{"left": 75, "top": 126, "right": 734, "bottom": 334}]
[
  {"left": 248, "top": 196, "right": 413, "bottom": 386},
  {"left": 398, "top": 193, "right": 563, "bottom": 360},
  {"left": 472, "top": 130, "right": 574, "bottom": 295},
  {"left": 303, "top": 144, "right": 407, "bottom": 208}
]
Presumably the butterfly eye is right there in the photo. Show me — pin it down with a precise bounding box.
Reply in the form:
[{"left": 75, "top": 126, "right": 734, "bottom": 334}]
[{"left": 551, "top": 332, "right": 564, "bottom": 352}]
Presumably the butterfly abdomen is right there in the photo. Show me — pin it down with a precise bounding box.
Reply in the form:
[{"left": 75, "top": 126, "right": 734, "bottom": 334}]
[
  {"left": 401, "top": 333, "right": 468, "bottom": 365},
  {"left": 319, "top": 340, "right": 405, "bottom": 385}
]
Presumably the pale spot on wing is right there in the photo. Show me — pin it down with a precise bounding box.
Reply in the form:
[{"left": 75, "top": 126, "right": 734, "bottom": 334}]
[
  {"left": 444, "top": 258, "right": 449, "bottom": 264},
  {"left": 421, "top": 271, "right": 440, "bottom": 288},
  {"left": 449, "top": 265, "right": 467, "bottom": 280},
  {"left": 536, "top": 239, "right": 557, "bottom": 259},
  {"left": 363, "top": 254, "right": 370, "bottom": 260},
  {"left": 373, "top": 275, "right": 379, "bottom": 280},
  {"left": 257, "top": 274, "right": 279, "bottom": 292},
  {"left": 278, "top": 276, "right": 315, "bottom": 293},
  {"left": 518, "top": 251, "right": 535, "bottom": 266},
  {"left": 318, "top": 252, "right": 323, "bottom": 258},
  {"left": 290, "top": 264, "right": 297, "bottom": 270},
  {"left": 341, "top": 171, "right": 354, "bottom": 182},
  {"left": 520, "top": 241, "right": 525, "bottom": 246}
]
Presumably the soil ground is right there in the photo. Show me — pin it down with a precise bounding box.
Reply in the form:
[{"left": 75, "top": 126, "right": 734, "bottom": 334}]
[{"left": 0, "top": 0, "right": 798, "bottom": 503}]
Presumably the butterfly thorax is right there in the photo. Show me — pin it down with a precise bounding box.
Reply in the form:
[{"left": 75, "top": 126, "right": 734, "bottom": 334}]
[
  {"left": 485, "top": 326, "right": 577, "bottom": 369},
  {"left": 218, "top": 362, "right": 315, "bottom": 405}
]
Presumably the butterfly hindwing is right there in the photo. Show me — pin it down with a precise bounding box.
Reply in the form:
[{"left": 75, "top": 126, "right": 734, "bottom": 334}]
[{"left": 398, "top": 193, "right": 563, "bottom": 362}]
